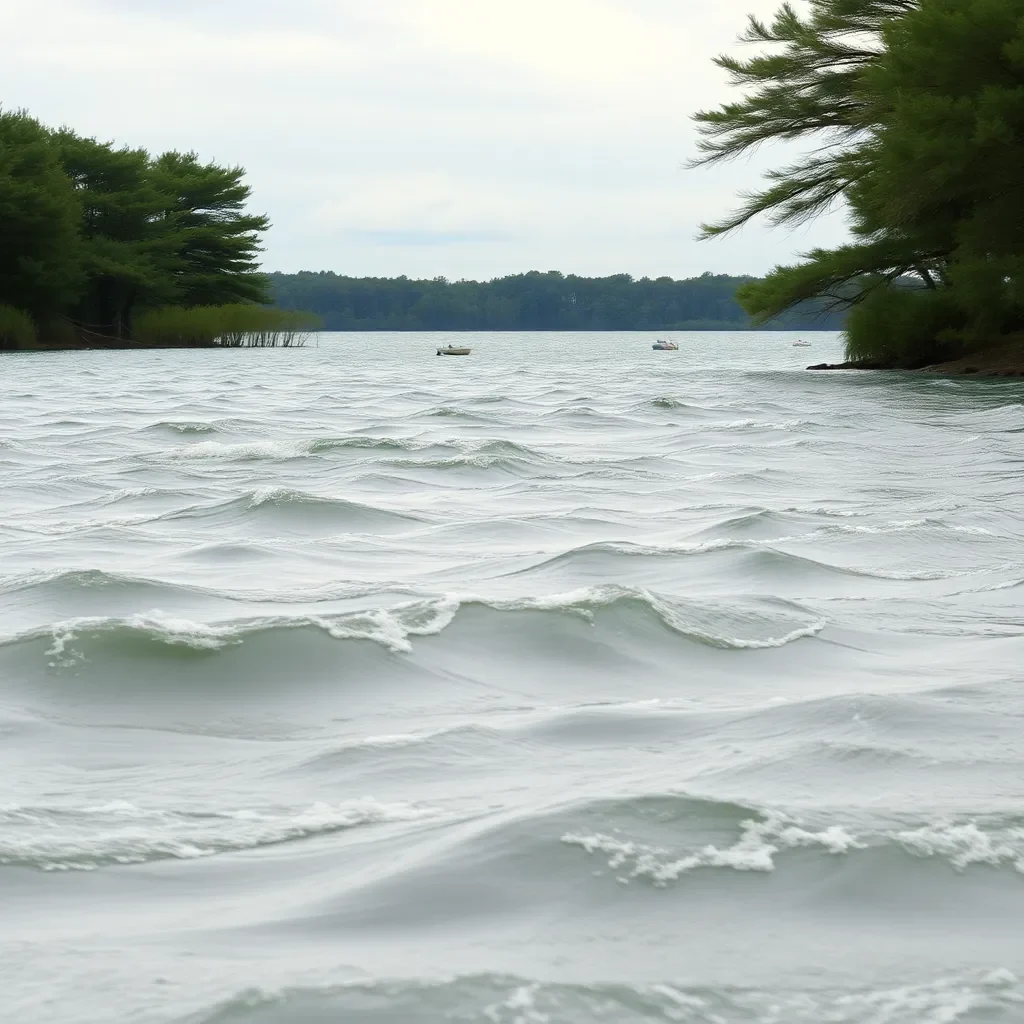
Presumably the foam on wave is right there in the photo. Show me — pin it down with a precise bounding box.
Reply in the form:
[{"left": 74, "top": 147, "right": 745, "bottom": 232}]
[
  {"left": 563, "top": 811, "right": 1024, "bottom": 885},
  {"left": 147, "top": 420, "right": 221, "bottom": 435},
  {"left": 4, "top": 597, "right": 461, "bottom": 664},
  {"left": 0, "top": 797, "right": 438, "bottom": 871},
  {"left": 484, "top": 585, "right": 827, "bottom": 649}
]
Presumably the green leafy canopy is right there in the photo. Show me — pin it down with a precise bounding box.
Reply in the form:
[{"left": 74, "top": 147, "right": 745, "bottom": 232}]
[
  {"left": 0, "top": 109, "right": 270, "bottom": 345},
  {"left": 693, "top": 0, "right": 1024, "bottom": 364}
]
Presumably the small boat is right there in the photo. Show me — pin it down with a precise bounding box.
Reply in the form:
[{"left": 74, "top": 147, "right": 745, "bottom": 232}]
[
  {"left": 792, "top": 339, "right": 811, "bottom": 347},
  {"left": 652, "top": 339, "right": 678, "bottom": 351},
  {"left": 437, "top": 345, "right": 471, "bottom": 356}
]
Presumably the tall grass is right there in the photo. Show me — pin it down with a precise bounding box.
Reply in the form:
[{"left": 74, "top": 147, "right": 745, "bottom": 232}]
[
  {"left": 134, "top": 305, "right": 322, "bottom": 348},
  {"left": 0, "top": 305, "right": 37, "bottom": 349}
]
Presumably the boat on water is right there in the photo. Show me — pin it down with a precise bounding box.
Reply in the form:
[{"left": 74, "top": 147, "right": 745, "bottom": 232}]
[
  {"left": 437, "top": 346, "right": 472, "bottom": 356},
  {"left": 652, "top": 340, "right": 679, "bottom": 351},
  {"left": 792, "top": 339, "right": 811, "bottom": 347}
]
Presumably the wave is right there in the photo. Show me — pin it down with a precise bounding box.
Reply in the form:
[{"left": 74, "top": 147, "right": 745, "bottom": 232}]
[
  {"left": 0, "top": 567, "right": 422, "bottom": 608},
  {"left": 155, "top": 435, "right": 553, "bottom": 465},
  {"left": 417, "top": 405, "right": 468, "bottom": 417},
  {"left": 285, "top": 686, "right": 1024, "bottom": 783},
  {"left": 41, "top": 613, "right": 243, "bottom": 663},
  {"left": 7, "top": 775, "right": 1020, "bottom": 884},
  {"left": 382, "top": 453, "right": 546, "bottom": 474},
  {"left": 947, "top": 402, "right": 1024, "bottom": 433},
  {"left": 686, "top": 416, "right": 818, "bottom": 433},
  {"left": 307, "top": 435, "right": 441, "bottom": 453},
  {"left": 481, "top": 586, "right": 827, "bottom": 649},
  {"left": 185, "top": 969, "right": 1024, "bottom": 1024},
  {"left": 154, "top": 435, "right": 441, "bottom": 461},
  {"left": 294, "top": 723, "right": 508, "bottom": 775},
  {"left": 502, "top": 537, "right": 971, "bottom": 584},
  {"left": 159, "top": 438, "right": 323, "bottom": 461},
  {"left": 964, "top": 576, "right": 1024, "bottom": 593},
  {"left": 681, "top": 510, "right": 996, "bottom": 542},
  {"left": 159, "top": 488, "right": 424, "bottom": 532},
  {"left": 0, "top": 568, "right": 441, "bottom": 621},
  {"left": 248, "top": 486, "right": 413, "bottom": 518},
  {"left": 563, "top": 812, "right": 860, "bottom": 882},
  {"left": 895, "top": 821, "right": 1024, "bottom": 872},
  {"left": 0, "top": 587, "right": 825, "bottom": 667},
  {"left": 0, "top": 567, "right": 173, "bottom": 595},
  {"left": 687, "top": 509, "right": 803, "bottom": 538},
  {"left": 146, "top": 420, "right": 222, "bottom": 435},
  {"left": 0, "top": 597, "right": 463, "bottom": 665},
  {"left": 459, "top": 439, "right": 547, "bottom": 459},
  {"left": 0, "top": 797, "right": 438, "bottom": 871},
  {"left": 0, "top": 568, "right": 244, "bottom": 608},
  {"left": 647, "top": 396, "right": 701, "bottom": 410},
  {"left": 412, "top": 405, "right": 505, "bottom": 422},
  {"left": 824, "top": 517, "right": 996, "bottom": 538},
  {"left": 564, "top": 814, "right": 1024, "bottom": 884},
  {"left": 554, "top": 790, "right": 1024, "bottom": 885}
]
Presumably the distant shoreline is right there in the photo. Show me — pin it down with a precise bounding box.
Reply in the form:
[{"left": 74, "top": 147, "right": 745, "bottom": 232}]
[{"left": 268, "top": 270, "right": 846, "bottom": 333}]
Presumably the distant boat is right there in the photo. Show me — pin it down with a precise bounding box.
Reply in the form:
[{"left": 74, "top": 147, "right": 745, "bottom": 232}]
[
  {"left": 437, "top": 346, "right": 471, "bottom": 356},
  {"left": 652, "top": 340, "right": 678, "bottom": 351},
  {"left": 792, "top": 339, "right": 811, "bottom": 347}
]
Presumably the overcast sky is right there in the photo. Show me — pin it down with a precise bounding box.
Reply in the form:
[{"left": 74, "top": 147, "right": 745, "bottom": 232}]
[{"left": 2, "top": 0, "right": 849, "bottom": 280}]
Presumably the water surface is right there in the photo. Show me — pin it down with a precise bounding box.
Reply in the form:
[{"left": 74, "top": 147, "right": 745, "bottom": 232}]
[{"left": 2, "top": 331, "right": 1023, "bottom": 1022}]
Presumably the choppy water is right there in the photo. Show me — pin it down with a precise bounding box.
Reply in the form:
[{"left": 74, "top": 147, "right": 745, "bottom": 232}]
[{"left": 2, "top": 331, "right": 1024, "bottom": 1023}]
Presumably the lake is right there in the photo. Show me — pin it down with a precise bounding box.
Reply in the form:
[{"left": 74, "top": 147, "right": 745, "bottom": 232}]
[{"left": 2, "top": 331, "right": 1023, "bottom": 1022}]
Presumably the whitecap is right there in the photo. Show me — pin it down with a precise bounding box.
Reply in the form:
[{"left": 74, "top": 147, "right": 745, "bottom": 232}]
[
  {"left": 562, "top": 812, "right": 862, "bottom": 885},
  {"left": 564, "top": 811, "right": 1024, "bottom": 885},
  {"left": 0, "top": 797, "right": 439, "bottom": 871}
]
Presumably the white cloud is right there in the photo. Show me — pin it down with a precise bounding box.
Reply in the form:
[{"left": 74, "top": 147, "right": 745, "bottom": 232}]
[{"left": 0, "top": 0, "right": 849, "bottom": 280}]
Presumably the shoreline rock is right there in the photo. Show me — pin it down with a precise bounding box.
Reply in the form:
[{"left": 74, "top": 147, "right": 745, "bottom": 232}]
[{"left": 806, "top": 360, "right": 886, "bottom": 371}]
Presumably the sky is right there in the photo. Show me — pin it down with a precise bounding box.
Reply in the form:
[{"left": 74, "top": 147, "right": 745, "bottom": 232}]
[{"left": 1, "top": 0, "right": 850, "bottom": 281}]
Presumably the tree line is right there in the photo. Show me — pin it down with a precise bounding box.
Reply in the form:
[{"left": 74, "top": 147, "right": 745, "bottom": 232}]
[
  {"left": 696, "top": 0, "right": 1024, "bottom": 367},
  {"left": 0, "top": 108, "right": 313, "bottom": 348},
  {"left": 269, "top": 270, "right": 845, "bottom": 331}
]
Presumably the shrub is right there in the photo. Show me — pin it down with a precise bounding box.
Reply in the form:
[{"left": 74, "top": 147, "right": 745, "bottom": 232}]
[
  {"left": 0, "top": 305, "right": 37, "bottom": 349},
  {"left": 844, "top": 285, "right": 967, "bottom": 368},
  {"left": 133, "top": 305, "right": 322, "bottom": 347}
]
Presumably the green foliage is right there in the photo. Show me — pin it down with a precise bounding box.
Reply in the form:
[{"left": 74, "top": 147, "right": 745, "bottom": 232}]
[
  {"left": 0, "top": 110, "right": 83, "bottom": 317},
  {"left": 54, "top": 131, "right": 168, "bottom": 335},
  {"left": 134, "top": 305, "right": 321, "bottom": 348},
  {"left": 844, "top": 284, "right": 965, "bottom": 366},
  {"left": 691, "top": 0, "right": 913, "bottom": 236},
  {"left": 697, "top": 0, "right": 1024, "bottom": 365},
  {"left": 0, "top": 109, "right": 274, "bottom": 346},
  {"left": 34, "top": 316, "right": 79, "bottom": 348},
  {"left": 0, "top": 304, "right": 37, "bottom": 349},
  {"left": 52, "top": 132, "right": 270, "bottom": 336},
  {"left": 737, "top": 233, "right": 943, "bottom": 329},
  {"left": 147, "top": 151, "right": 269, "bottom": 308},
  {"left": 269, "top": 270, "right": 845, "bottom": 331}
]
